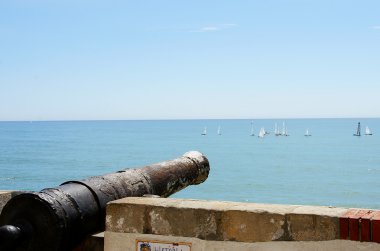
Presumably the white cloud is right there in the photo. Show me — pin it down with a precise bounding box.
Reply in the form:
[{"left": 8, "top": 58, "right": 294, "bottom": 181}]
[
  {"left": 371, "top": 25, "right": 380, "bottom": 30},
  {"left": 200, "top": 26, "right": 220, "bottom": 32},
  {"left": 191, "top": 23, "right": 237, "bottom": 33}
]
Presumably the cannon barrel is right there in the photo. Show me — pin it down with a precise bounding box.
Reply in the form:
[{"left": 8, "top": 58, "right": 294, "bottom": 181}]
[{"left": 0, "top": 151, "right": 210, "bottom": 251}]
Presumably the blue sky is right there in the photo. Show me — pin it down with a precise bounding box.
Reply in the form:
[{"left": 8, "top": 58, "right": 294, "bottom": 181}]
[{"left": 1, "top": 0, "right": 379, "bottom": 120}]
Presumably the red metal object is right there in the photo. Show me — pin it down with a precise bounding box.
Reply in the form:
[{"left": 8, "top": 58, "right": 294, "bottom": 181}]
[
  {"left": 360, "top": 211, "right": 375, "bottom": 242},
  {"left": 340, "top": 209, "right": 377, "bottom": 242},
  {"left": 340, "top": 210, "right": 360, "bottom": 241},
  {"left": 349, "top": 217, "right": 360, "bottom": 241},
  {"left": 356, "top": 210, "right": 372, "bottom": 242},
  {"left": 339, "top": 217, "right": 350, "bottom": 240},
  {"left": 371, "top": 212, "right": 380, "bottom": 243}
]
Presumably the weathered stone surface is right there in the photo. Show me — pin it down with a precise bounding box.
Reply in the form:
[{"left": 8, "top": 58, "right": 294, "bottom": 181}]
[
  {"left": 105, "top": 232, "right": 380, "bottom": 251},
  {"left": 106, "top": 203, "right": 147, "bottom": 234},
  {"left": 221, "top": 210, "right": 286, "bottom": 242},
  {"left": 287, "top": 214, "right": 339, "bottom": 241},
  {"left": 0, "top": 191, "right": 12, "bottom": 214},
  {"left": 106, "top": 197, "right": 350, "bottom": 242}
]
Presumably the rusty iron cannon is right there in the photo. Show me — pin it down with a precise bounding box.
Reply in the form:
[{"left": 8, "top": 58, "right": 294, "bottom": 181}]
[{"left": 0, "top": 151, "right": 210, "bottom": 251}]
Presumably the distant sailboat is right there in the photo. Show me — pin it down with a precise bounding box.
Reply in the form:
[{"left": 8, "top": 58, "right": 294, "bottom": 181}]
[
  {"left": 217, "top": 126, "right": 222, "bottom": 135},
  {"left": 281, "top": 122, "right": 289, "bottom": 136},
  {"left": 201, "top": 127, "right": 207, "bottom": 136},
  {"left": 250, "top": 122, "right": 255, "bottom": 136},
  {"left": 258, "top": 127, "right": 265, "bottom": 138},
  {"left": 304, "top": 128, "right": 311, "bottom": 137},
  {"left": 365, "top": 126, "right": 373, "bottom": 136},
  {"left": 284, "top": 127, "right": 289, "bottom": 136},
  {"left": 353, "top": 122, "right": 361, "bottom": 136},
  {"left": 274, "top": 123, "right": 281, "bottom": 136}
]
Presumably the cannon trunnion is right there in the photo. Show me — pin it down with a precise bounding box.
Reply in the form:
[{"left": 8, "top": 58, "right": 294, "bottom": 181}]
[{"left": 0, "top": 151, "right": 210, "bottom": 251}]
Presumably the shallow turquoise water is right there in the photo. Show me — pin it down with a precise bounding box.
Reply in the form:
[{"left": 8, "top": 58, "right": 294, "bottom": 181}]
[{"left": 0, "top": 119, "right": 379, "bottom": 209}]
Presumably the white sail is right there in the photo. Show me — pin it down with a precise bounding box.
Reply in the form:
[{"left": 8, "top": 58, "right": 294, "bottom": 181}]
[
  {"left": 365, "top": 126, "right": 372, "bottom": 135},
  {"left": 280, "top": 122, "right": 289, "bottom": 136},
  {"left": 305, "top": 128, "right": 311, "bottom": 136},
  {"left": 201, "top": 127, "right": 207, "bottom": 135},
  {"left": 217, "top": 126, "right": 221, "bottom": 135},
  {"left": 258, "top": 127, "right": 265, "bottom": 138},
  {"left": 275, "top": 123, "right": 281, "bottom": 136}
]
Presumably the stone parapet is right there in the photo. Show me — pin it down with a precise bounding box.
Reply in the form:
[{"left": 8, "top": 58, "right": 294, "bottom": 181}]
[
  {"left": 105, "top": 197, "right": 380, "bottom": 250},
  {"left": 105, "top": 233, "right": 380, "bottom": 251},
  {"left": 106, "top": 197, "right": 347, "bottom": 242}
]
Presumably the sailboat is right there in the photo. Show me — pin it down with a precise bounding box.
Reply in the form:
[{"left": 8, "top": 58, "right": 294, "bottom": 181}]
[
  {"left": 365, "top": 126, "right": 373, "bottom": 136},
  {"left": 304, "top": 128, "right": 311, "bottom": 137},
  {"left": 353, "top": 122, "right": 361, "bottom": 136},
  {"left": 250, "top": 122, "right": 255, "bottom": 136},
  {"left": 258, "top": 127, "right": 265, "bottom": 138},
  {"left": 201, "top": 127, "right": 207, "bottom": 136},
  {"left": 274, "top": 123, "right": 281, "bottom": 136},
  {"left": 284, "top": 127, "right": 289, "bottom": 136},
  {"left": 281, "top": 122, "right": 289, "bottom": 136},
  {"left": 217, "top": 126, "right": 222, "bottom": 135}
]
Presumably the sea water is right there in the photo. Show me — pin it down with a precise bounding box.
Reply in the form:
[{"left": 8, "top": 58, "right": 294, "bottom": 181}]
[{"left": 0, "top": 119, "right": 379, "bottom": 209}]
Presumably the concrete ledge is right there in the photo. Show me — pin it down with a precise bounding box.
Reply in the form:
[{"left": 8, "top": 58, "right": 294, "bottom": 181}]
[
  {"left": 105, "top": 232, "right": 380, "bottom": 251},
  {"left": 106, "top": 197, "right": 349, "bottom": 242}
]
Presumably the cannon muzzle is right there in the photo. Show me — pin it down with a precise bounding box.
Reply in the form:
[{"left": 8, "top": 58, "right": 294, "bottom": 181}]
[{"left": 0, "top": 151, "right": 210, "bottom": 251}]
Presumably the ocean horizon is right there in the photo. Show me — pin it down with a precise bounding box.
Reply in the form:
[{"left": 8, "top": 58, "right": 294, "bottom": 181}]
[
  {"left": 1, "top": 118, "right": 379, "bottom": 209},
  {"left": 1, "top": 116, "right": 379, "bottom": 122}
]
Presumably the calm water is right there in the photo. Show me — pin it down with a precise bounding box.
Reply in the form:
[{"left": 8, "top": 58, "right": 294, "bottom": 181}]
[{"left": 0, "top": 119, "right": 379, "bottom": 209}]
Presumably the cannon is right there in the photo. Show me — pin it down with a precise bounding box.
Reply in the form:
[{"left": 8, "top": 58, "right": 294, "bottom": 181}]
[{"left": 0, "top": 151, "right": 210, "bottom": 251}]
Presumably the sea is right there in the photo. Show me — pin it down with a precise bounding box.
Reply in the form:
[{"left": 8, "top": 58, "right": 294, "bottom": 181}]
[{"left": 0, "top": 118, "right": 379, "bottom": 209}]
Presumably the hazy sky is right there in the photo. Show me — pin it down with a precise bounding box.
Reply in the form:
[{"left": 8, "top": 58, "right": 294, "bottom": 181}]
[{"left": 1, "top": 0, "right": 379, "bottom": 120}]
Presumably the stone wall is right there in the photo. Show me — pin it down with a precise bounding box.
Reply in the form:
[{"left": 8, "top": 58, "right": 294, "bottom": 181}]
[{"left": 105, "top": 197, "right": 380, "bottom": 251}]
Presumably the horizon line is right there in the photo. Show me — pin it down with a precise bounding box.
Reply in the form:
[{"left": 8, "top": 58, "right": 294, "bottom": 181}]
[{"left": 0, "top": 116, "right": 379, "bottom": 122}]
